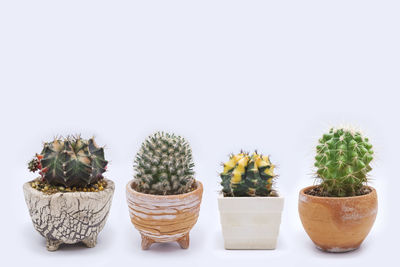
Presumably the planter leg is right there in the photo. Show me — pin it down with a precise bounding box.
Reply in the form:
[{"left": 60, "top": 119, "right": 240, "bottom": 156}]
[
  {"left": 141, "top": 235, "right": 154, "bottom": 250},
  {"left": 82, "top": 235, "right": 97, "bottom": 248},
  {"left": 177, "top": 233, "right": 190, "bottom": 249},
  {"left": 46, "top": 239, "right": 62, "bottom": 252}
]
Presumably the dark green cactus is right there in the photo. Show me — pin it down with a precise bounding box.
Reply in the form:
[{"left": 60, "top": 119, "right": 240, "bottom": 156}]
[
  {"left": 314, "top": 128, "right": 374, "bottom": 197},
  {"left": 28, "top": 136, "right": 108, "bottom": 187},
  {"left": 134, "top": 132, "right": 195, "bottom": 195},
  {"left": 220, "top": 151, "right": 276, "bottom": 197}
]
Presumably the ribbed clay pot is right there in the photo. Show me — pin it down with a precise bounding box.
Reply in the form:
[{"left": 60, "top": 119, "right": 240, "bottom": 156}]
[
  {"left": 298, "top": 185, "right": 377, "bottom": 252},
  {"left": 126, "top": 180, "right": 203, "bottom": 250},
  {"left": 23, "top": 179, "right": 115, "bottom": 251}
]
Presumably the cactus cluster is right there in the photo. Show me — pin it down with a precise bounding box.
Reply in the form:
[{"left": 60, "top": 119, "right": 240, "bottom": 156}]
[
  {"left": 220, "top": 151, "right": 276, "bottom": 197},
  {"left": 314, "top": 128, "right": 374, "bottom": 197},
  {"left": 28, "top": 136, "right": 108, "bottom": 188},
  {"left": 134, "top": 132, "right": 195, "bottom": 195}
]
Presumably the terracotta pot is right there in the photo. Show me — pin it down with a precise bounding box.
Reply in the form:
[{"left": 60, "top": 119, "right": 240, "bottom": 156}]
[
  {"left": 218, "top": 194, "right": 284, "bottom": 249},
  {"left": 23, "top": 179, "right": 115, "bottom": 251},
  {"left": 126, "top": 180, "right": 203, "bottom": 250},
  {"left": 298, "top": 185, "right": 377, "bottom": 252}
]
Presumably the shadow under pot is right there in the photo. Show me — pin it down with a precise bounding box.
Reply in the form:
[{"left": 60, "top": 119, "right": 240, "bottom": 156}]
[
  {"left": 298, "top": 185, "right": 377, "bottom": 252},
  {"left": 23, "top": 179, "right": 115, "bottom": 251},
  {"left": 126, "top": 180, "right": 203, "bottom": 250},
  {"left": 218, "top": 194, "right": 284, "bottom": 249}
]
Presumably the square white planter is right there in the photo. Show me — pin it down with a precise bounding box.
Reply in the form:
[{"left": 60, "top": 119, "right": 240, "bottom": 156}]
[{"left": 218, "top": 194, "right": 284, "bottom": 250}]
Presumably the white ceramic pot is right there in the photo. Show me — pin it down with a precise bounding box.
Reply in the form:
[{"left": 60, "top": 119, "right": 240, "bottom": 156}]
[
  {"left": 23, "top": 179, "right": 115, "bottom": 251},
  {"left": 218, "top": 194, "right": 284, "bottom": 249}
]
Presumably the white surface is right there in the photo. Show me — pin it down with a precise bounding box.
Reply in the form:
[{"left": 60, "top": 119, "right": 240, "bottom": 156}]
[
  {"left": 218, "top": 195, "right": 284, "bottom": 249},
  {"left": 0, "top": 0, "right": 399, "bottom": 266}
]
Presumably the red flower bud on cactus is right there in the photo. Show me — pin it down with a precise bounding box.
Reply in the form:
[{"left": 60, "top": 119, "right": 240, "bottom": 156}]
[{"left": 28, "top": 158, "right": 41, "bottom": 172}]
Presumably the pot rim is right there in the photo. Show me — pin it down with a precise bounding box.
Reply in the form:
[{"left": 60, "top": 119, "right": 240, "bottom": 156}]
[
  {"left": 126, "top": 179, "right": 203, "bottom": 199},
  {"left": 218, "top": 192, "right": 283, "bottom": 199},
  {"left": 23, "top": 178, "right": 114, "bottom": 196},
  {"left": 300, "top": 185, "right": 376, "bottom": 200}
]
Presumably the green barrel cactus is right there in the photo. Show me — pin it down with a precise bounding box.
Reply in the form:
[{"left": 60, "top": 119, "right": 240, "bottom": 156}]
[
  {"left": 134, "top": 132, "right": 195, "bottom": 195},
  {"left": 220, "top": 151, "right": 276, "bottom": 197},
  {"left": 314, "top": 128, "right": 374, "bottom": 197},
  {"left": 28, "top": 136, "right": 108, "bottom": 187}
]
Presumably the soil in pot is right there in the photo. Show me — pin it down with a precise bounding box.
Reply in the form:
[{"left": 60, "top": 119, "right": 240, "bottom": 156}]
[
  {"left": 29, "top": 177, "right": 108, "bottom": 194},
  {"left": 305, "top": 185, "right": 372, "bottom": 197}
]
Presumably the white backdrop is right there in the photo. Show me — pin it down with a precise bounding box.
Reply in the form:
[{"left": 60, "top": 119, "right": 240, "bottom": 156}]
[{"left": 0, "top": 1, "right": 399, "bottom": 266}]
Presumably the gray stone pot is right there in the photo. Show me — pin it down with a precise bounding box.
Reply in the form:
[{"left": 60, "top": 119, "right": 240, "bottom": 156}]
[{"left": 23, "top": 179, "right": 114, "bottom": 251}]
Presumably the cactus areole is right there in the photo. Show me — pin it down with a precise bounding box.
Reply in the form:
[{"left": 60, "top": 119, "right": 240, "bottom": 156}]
[
  {"left": 28, "top": 136, "right": 108, "bottom": 188},
  {"left": 220, "top": 151, "right": 277, "bottom": 197},
  {"left": 313, "top": 128, "right": 374, "bottom": 197},
  {"left": 133, "top": 132, "right": 196, "bottom": 195}
]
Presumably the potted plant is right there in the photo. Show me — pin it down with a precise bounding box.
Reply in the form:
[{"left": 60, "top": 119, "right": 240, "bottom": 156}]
[
  {"left": 23, "top": 136, "right": 115, "bottom": 251},
  {"left": 218, "top": 151, "right": 284, "bottom": 249},
  {"left": 126, "top": 132, "right": 203, "bottom": 250},
  {"left": 298, "top": 127, "right": 377, "bottom": 252}
]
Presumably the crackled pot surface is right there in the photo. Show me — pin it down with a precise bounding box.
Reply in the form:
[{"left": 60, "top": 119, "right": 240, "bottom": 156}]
[
  {"left": 298, "top": 185, "right": 377, "bottom": 252},
  {"left": 23, "top": 179, "right": 114, "bottom": 251},
  {"left": 126, "top": 180, "right": 203, "bottom": 250}
]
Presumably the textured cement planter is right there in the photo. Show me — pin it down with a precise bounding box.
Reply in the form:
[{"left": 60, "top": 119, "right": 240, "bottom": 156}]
[
  {"left": 126, "top": 180, "right": 203, "bottom": 250},
  {"left": 218, "top": 194, "right": 284, "bottom": 249},
  {"left": 298, "top": 185, "right": 378, "bottom": 252},
  {"left": 23, "top": 179, "right": 114, "bottom": 251}
]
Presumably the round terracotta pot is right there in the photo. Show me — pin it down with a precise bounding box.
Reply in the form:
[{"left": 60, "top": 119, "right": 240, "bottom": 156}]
[
  {"left": 298, "top": 185, "right": 377, "bottom": 252},
  {"left": 126, "top": 180, "right": 203, "bottom": 250}
]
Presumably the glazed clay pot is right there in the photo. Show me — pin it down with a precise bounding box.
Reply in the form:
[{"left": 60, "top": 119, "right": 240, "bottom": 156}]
[
  {"left": 298, "top": 185, "right": 377, "bottom": 252},
  {"left": 23, "top": 179, "right": 115, "bottom": 251},
  {"left": 218, "top": 194, "right": 284, "bottom": 249},
  {"left": 126, "top": 180, "right": 203, "bottom": 250}
]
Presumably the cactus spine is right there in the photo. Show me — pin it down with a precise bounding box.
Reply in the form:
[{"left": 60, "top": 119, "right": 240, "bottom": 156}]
[
  {"left": 220, "top": 151, "right": 276, "bottom": 197},
  {"left": 314, "top": 128, "right": 374, "bottom": 197},
  {"left": 28, "top": 136, "right": 108, "bottom": 187},
  {"left": 134, "top": 132, "right": 195, "bottom": 195}
]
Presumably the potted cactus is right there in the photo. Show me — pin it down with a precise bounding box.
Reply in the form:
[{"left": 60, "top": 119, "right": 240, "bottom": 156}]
[
  {"left": 218, "top": 151, "right": 284, "bottom": 249},
  {"left": 23, "top": 136, "right": 115, "bottom": 251},
  {"left": 126, "top": 132, "right": 203, "bottom": 250},
  {"left": 298, "top": 127, "right": 377, "bottom": 252}
]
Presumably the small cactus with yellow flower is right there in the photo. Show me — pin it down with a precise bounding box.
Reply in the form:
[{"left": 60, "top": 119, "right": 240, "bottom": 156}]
[{"left": 220, "top": 151, "right": 276, "bottom": 197}]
